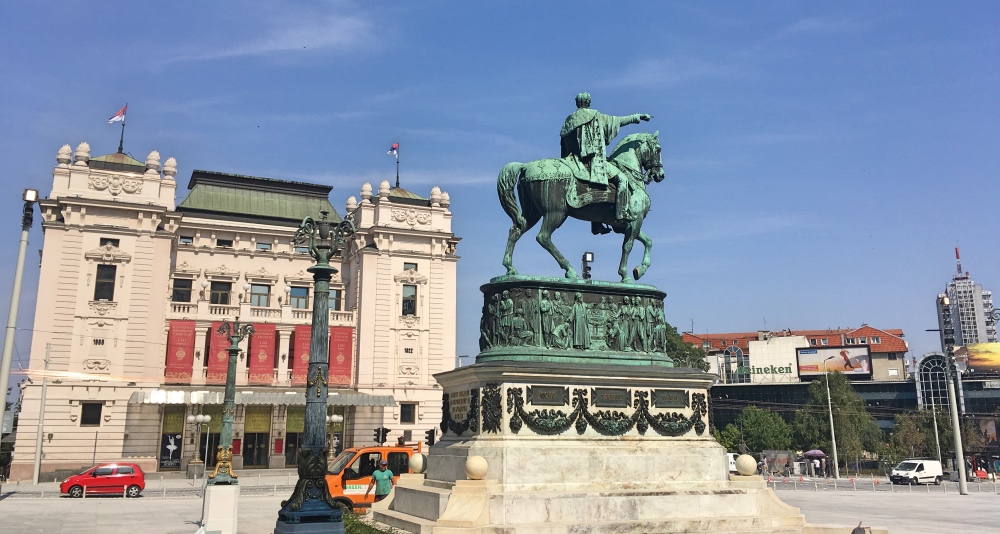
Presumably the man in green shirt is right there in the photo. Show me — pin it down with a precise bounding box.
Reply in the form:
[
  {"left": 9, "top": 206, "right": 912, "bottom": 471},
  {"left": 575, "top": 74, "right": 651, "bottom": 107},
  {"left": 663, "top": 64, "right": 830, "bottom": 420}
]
[{"left": 365, "top": 459, "right": 394, "bottom": 502}]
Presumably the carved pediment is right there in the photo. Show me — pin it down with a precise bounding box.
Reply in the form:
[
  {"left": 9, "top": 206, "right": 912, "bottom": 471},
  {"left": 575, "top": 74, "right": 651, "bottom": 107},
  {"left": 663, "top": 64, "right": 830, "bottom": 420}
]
[
  {"left": 391, "top": 208, "right": 431, "bottom": 227},
  {"left": 204, "top": 264, "right": 240, "bottom": 281},
  {"left": 284, "top": 270, "right": 312, "bottom": 286},
  {"left": 394, "top": 268, "right": 428, "bottom": 285},
  {"left": 85, "top": 243, "right": 132, "bottom": 264},
  {"left": 245, "top": 266, "right": 278, "bottom": 283},
  {"left": 89, "top": 174, "right": 143, "bottom": 196},
  {"left": 173, "top": 261, "right": 200, "bottom": 277}
]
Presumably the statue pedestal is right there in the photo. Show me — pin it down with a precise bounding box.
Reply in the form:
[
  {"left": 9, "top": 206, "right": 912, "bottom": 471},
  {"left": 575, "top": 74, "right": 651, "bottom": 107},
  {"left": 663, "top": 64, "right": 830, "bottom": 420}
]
[{"left": 203, "top": 485, "right": 239, "bottom": 534}]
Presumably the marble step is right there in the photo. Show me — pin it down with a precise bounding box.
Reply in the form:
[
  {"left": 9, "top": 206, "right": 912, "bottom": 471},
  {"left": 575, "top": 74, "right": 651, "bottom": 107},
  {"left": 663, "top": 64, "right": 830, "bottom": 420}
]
[{"left": 375, "top": 507, "right": 437, "bottom": 534}]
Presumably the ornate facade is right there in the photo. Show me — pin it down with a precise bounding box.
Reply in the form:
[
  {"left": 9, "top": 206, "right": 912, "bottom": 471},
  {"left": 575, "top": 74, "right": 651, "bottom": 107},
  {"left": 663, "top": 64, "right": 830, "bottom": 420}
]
[{"left": 9, "top": 144, "right": 459, "bottom": 480}]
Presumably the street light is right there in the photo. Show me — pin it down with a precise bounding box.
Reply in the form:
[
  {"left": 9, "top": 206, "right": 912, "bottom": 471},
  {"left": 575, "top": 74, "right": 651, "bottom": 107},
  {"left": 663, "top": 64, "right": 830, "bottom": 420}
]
[
  {"left": 939, "top": 294, "right": 969, "bottom": 495},
  {"left": 326, "top": 414, "right": 344, "bottom": 461},
  {"left": 207, "top": 317, "right": 254, "bottom": 486},
  {"left": 188, "top": 413, "right": 212, "bottom": 526},
  {"left": 822, "top": 356, "right": 840, "bottom": 479},
  {"left": 276, "top": 210, "right": 355, "bottom": 526}
]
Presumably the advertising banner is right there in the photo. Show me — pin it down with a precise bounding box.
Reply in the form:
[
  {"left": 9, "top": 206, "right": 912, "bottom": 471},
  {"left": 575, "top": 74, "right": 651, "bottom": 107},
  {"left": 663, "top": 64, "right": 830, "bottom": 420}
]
[
  {"left": 249, "top": 323, "right": 276, "bottom": 385},
  {"left": 164, "top": 320, "right": 196, "bottom": 384},
  {"left": 206, "top": 321, "right": 230, "bottom": 384},
  {"left": 329, "top": 326, "right": 354, "bottom": 386},
  {"left": 292, "top": 325, "right": 312, "bottom": 386},
  {"left": 958, "top": 343, "right": 1000, "bottom": 375},
  {"left": 797, "top": 346, "right": 871, "bottom": 377}
]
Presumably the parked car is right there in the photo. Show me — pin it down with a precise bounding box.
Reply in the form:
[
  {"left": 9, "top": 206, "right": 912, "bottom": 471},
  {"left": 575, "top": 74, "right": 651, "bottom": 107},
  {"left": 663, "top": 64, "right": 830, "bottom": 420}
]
[
  {"left": 889, "top": 459, "right": 942, "bottom": 485},
  {"left": 60, "top": 463, "right": 145, "bottom": 498}
]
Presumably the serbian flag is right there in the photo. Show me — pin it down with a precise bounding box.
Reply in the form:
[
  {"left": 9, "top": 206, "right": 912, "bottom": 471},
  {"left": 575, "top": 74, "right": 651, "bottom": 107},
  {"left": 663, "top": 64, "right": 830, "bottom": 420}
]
[
  {"left": 108, "top": 104, "right": 127, "bottom": 124},
  {"left": 386, "top": 142, "right": 398, "bottom": 157}
]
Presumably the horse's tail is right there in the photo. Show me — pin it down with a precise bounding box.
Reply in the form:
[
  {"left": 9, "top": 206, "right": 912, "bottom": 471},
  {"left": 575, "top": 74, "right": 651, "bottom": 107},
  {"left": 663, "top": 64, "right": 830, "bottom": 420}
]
[{"left": 497, "top": 162, "right": 526, "bottom": 228}]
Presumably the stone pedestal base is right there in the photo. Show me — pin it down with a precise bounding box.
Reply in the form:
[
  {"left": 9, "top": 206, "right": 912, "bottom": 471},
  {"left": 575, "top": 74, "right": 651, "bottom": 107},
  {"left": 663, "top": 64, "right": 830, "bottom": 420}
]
[
  {"left": 375, "top": 361, "right": 880, "bottom": 533},
  {"left": 203, "top": 485, "right": 239, "bottom": 534}
]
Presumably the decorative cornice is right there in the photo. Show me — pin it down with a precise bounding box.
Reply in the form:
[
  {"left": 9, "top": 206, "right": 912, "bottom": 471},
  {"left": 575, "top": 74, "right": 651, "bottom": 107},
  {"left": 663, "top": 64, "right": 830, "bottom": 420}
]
[
  {"left": 173, "top": 261, "right": 200, "bottom": 278},
  {"left": 245, "top": 266, "right": 278, "bottom": 283},
  {"left": 88, "top": 300, "right": 118, "bottom": 316},
  {"left": 84, "top": 243, "right": 132, "bottom": 264},
  {"left": 89, "top": 174, "right": 143, "bottom": 196},
  {"left": 204, "top": 264, "right": 240, "bottom": 281},
  {"left": 391, "top": 208, "right": 431, "bottom": 227}
]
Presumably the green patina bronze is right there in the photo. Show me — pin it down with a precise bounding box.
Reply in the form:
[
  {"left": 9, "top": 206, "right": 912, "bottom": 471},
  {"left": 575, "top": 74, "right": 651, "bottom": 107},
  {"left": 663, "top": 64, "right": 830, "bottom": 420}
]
[
  {"left": 478, "top": 276, "right": 674, "bottom": 366},
  {"left": 498, "top": 93, "right": 661, "bottom": 283}
]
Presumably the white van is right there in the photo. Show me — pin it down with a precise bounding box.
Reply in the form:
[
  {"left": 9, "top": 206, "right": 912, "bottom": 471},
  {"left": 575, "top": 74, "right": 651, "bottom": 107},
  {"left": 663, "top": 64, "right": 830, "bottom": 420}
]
[
  {"left": 890, "top": 459, "right": 943, "bottom": 485},
  {"left": 727, "top": 453, "right": 738, "bottom": 473}
]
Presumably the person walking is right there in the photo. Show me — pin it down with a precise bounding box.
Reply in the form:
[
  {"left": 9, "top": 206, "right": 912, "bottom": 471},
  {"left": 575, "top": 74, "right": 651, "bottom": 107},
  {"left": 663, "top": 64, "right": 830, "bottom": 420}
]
[{"left": 365, "top": 459, "right": 395, "bottom": 503}]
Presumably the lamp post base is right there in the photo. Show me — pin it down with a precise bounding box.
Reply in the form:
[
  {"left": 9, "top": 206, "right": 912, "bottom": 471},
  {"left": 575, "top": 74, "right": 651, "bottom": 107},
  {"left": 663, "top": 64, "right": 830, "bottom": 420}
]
[
  {"left": 207, "top": 446, "right": 239, "bottom": 485},
  {"left": 276, "top": 447, "right": 342, "bottom": 527}
]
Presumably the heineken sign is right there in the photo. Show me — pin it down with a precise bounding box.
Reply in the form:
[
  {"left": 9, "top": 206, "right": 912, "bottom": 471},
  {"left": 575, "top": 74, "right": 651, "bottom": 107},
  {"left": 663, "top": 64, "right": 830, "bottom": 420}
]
[{"left": 735, "top": 365, "right": 794, "bottom": 376}]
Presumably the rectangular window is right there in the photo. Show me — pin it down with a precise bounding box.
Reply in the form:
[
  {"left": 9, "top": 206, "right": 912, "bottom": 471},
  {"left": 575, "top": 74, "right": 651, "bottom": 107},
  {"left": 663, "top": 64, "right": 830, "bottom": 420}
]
[
  {"left": 888, "top": 352, "right": 898, "bottom": 361},
  {"left": 846, "top": 338, "right": 856, "bottom": 345},
  {"left": 871, "top": 336, "right": 881, "bottom": 344},
  {"left": 403, "top": 262, "right": 417, "bottom": 271},
  {"left": 859, "top": 336, "right": 867, "bottom": 344},
  {"left": 94, "top": 265, "right": 117, "bottom": 301},
  {"left": 809, "top": 339, "right": 817, "bottom": 346},
  {"left": 400, "top": 403, "right": 416, "bottom": 424},
  {"left": 295, "top": 245, "right": 310, "bottom": 254},
  {"left": 178, "top": 236, "right": 194, "bottom": 245},
  {"left": 216, "top": 239, "right": 233, "bottom": 248},
  {"left": 888, "top": 368, "right": 899, "bottom": 376},
  {"left": 250, "top": 284, "right": 270, "bottom": 307},
  {"left": 290, "top": 287, "right": 309, "bottom": 309},
  {"left": 99, "top": 237, "right": 120, "bottom": 247},
  {"left": 80, "top": 402, "right": 103, "bottom": 426},
  {"left": 210, "top": 281, "right": 232, "bottom": 305},
  {"left": 702, "top": 342, "right": 712, "bottom": 348},
  {"left": 820, "top": 339, "right": 828, "bottom": 346},
  {"left": 330, "top": 289, "right": 343, "bottom": 312},
  {"left": 401, "top": 285, "right": 417, "bottom": 316},
  {"left": 255, "top": 242, "right": 272, "bottom": 251},
  {"left": 171, "top": 278, "right": 193, "bottom": 302}
]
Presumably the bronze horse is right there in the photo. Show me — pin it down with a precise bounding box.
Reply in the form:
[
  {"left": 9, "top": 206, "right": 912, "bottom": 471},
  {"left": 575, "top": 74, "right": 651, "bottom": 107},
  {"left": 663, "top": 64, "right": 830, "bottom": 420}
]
[{"left": 497, "top": 131, "right": 664, "bottom": 282}]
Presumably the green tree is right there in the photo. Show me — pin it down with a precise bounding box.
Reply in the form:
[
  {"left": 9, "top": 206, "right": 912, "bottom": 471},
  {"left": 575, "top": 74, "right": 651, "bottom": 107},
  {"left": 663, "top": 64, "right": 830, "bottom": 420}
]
[
  {"left": 889, "top": 412, "right": 928, "bottom": 458},
  {"left": 790, "top": 373, "right": 881, "bottom": 470},
  {"left": 713, "top": 423, "right": 742, "bottom": 453},
  {"left": 738, "top": 406, "right": 793, "bottom": 452},
  {"left": 667, "top": 324, "right": 709, "bottom": 371}
]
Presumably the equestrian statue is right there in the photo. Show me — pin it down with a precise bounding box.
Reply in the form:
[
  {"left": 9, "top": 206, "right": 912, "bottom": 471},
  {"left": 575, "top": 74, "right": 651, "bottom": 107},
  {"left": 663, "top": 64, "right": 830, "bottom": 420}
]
[{"left": 497, "top": 92, "right": 664, "bottom": 282}]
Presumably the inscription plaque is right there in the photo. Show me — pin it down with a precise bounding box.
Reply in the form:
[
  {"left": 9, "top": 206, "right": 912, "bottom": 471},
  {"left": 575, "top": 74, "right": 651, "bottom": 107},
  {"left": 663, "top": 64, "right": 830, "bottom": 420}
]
[
  {"left": 652, "top": 389, "right": 689, "bottom": 408},
  {"left": 591, "top": 387, "right": 630, "bottom": 408},
  {"left": 450, "top": 389, "right": 471, "bottom": 420},
  {"left": 527, "top": 385, "right": 569, "bottom": 406}
]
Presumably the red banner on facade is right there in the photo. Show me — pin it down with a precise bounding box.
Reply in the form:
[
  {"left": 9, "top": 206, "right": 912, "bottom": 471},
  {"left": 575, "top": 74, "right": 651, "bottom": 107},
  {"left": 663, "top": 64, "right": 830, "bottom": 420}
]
[
  {"left": 292, "top": 325, "right": 312, "bottom": 386},
  {"left": 164, "top": 320, "right": 196, "bottom": 384},
  {"left": 206, "top": 321, "right": 230, "bottom": 384},
  {"left": 328, "top": 326, "right": 353, "bottom": 386},
  {"left": 249, "top": 323, "right": 276, "bottom": 385}
]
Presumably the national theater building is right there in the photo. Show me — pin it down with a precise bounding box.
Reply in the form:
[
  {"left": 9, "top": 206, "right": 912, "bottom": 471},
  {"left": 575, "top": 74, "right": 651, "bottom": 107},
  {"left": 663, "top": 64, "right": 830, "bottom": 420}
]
[{"left": 9, "top": 143, "right": 460, "bottom": 480}]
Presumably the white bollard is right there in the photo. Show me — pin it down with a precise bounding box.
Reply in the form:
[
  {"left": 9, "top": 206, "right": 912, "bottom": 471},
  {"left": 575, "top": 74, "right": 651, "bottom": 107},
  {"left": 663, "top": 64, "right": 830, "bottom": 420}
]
[
  {"left": 258, "top": 473, "right": 261, "bottom": 486},
  {"left": 162, "top": 486, "right": 166, "bottom": 498},
  {"left": 273, "top": 483, "right": 277, "bottom": 496}
]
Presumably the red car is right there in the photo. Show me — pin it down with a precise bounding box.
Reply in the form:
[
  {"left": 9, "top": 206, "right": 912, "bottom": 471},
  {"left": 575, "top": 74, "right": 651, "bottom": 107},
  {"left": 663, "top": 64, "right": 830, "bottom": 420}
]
[{"left": 60, "top": 463, "right": 145, "bottom": 498}]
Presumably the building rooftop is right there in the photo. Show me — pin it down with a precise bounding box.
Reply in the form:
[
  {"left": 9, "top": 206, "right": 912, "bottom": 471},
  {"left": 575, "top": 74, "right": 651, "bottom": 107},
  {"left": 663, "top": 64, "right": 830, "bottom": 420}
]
[
  {"left": 683, "top": 325, "right": 908, "bottom": 354},
  {"left": 89, "top": 152, "right": 146, "bottom": 173},
  {"left": 178, "top": 169, "right": 340, "bottom": 225}
]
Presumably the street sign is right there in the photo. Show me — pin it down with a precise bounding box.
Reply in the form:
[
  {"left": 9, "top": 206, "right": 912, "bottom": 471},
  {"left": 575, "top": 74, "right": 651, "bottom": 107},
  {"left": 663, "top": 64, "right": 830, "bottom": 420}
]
[{"left": 1, "top": 411, "right": 13, "bottom": 433}]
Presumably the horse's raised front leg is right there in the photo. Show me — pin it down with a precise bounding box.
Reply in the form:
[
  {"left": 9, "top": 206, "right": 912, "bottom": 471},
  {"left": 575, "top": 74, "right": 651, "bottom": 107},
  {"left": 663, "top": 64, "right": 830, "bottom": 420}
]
[
  {"left": 632, "top": 230, "right": 652, "bottom": 280},
  {"left": 536, "top": 211, "right": 576, "bottom": 279}
]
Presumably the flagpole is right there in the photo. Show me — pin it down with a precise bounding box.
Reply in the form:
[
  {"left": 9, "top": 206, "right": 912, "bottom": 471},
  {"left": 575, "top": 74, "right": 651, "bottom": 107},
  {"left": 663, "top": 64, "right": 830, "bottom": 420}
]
[
  {"left": 395, "top": 149, "right": 400, "bottom": 188},
  {"left": 117, "top": 103, "right": 127, "bottom": 154}
]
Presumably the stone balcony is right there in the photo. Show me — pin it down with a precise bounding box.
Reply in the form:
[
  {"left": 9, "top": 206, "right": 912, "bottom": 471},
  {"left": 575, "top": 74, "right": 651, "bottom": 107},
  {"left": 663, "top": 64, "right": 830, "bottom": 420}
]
[{"left": 167, "top": 300, "right": 355, "bottom": 327}]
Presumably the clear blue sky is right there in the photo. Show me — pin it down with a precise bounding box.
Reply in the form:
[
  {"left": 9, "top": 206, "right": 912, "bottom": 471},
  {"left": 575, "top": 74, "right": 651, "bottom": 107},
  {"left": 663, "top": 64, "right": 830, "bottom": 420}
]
[{"left": 2, "top": 1, "right": 999, "bottom": 386}]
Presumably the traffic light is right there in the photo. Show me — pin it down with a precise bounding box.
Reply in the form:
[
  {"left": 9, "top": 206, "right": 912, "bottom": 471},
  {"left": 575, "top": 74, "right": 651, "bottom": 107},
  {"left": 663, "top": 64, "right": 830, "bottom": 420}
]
[
  {"left": 425, "top": 428, "right": 436, "bottom": 447},
  {"left": 581, "top": 251, "right": 594, "bottom": 280},
  {"left": 373, "top": 428, "right": 382, "bottom": 444},
  {"left": 376, "top": 426, "right": 389, "bottom": 445}
]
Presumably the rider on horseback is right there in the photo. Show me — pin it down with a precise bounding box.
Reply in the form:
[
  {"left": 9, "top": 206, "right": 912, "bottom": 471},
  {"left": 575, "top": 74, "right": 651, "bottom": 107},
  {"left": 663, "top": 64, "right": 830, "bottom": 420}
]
[{"left": 559, "top": 92, "right": 651, "bottom": 233}]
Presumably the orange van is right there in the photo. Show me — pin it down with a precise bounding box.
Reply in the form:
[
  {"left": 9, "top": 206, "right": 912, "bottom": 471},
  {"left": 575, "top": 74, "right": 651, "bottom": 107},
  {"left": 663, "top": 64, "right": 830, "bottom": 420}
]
[{"left": 325, "top": 442, "right": 422, "bottom": 512}]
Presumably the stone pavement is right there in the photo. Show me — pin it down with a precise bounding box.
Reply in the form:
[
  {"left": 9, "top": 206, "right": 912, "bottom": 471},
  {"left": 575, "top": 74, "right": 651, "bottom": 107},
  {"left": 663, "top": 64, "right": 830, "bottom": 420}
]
[{"left": 0, "top": 480, "right": 996, "bottom": 533}]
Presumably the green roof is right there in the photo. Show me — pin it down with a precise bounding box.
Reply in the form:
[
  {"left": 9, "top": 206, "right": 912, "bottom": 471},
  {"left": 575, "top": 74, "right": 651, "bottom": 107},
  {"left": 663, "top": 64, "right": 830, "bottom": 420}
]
[
  {"left": 388, "top": 186, "right": 426, "bottom": 200},
  {"left": 89, "top": 152, "right": 146, "bottom": 173},
  {"left": 178, "top": 170, "right": 340, "bottom": 224}
]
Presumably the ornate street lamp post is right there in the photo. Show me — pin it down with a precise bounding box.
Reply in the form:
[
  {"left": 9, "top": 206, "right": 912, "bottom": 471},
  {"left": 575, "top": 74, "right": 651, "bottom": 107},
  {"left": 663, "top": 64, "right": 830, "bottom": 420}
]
[
  {"left": 277, "top": 211, "right": 355, "bottom": 527},
  {"left": 207, "top": 317, "right": 254, "bottom": 485}
]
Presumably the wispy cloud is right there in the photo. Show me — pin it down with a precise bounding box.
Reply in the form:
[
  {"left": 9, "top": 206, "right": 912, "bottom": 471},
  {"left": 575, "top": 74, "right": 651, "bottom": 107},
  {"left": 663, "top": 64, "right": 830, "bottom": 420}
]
[
  {"left": 162, "top": 6, "right": 375, "bottom": 65},
  {"left": 784, "top": 17, "right": 868, "bottom": 36},
  {"left": 607, "top": 56, "right": 744, "bottom": 88}
]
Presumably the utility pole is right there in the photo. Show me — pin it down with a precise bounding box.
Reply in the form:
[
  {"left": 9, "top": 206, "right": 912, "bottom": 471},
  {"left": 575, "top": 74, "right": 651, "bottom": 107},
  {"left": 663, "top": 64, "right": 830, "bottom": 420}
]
[
  {"left": 823, "top": 356, "right": 840, "bottom": 479},
  {"left": 31, "top": 344, "right": 50, "bottom": 484},
  {"left": 931, "top": 396, "right": 942, "bottom": 465},
  {"left": 946, "top": 347, "right": 968, "bottom": 495}
]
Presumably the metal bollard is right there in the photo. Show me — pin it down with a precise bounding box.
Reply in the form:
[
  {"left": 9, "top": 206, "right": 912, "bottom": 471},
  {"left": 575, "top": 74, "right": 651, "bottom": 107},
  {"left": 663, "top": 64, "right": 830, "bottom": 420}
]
[
  {"left": 287, "top": 472, "right": 291, "bottom": 485},
  {"left": 124, "top": 485, "right": 127, "bottom": 498},
  {"left": 793, "top": 480, "right": 797, "bottom": 491},
  {"left": 853, "top": 479, "right": 856, "bottom": 493},
  {"left": 163, "top": 486, "right": 166, "bottom": 498},
  {"left": 40, "top": 486, "right": 43, "bottom": 499},
  {"left": 273, "top": 483, "right": 277, "bottom": 496},
  {"left": 83, "top": 486, "right": 86, "bottom": 499},
  {"left": 258, "top": 473, "right": 261, "bottom": 486}
]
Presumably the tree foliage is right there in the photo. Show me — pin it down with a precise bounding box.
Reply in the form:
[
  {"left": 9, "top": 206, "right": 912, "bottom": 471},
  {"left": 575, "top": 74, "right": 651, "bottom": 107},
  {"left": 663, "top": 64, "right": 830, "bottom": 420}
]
[
  {"left": 738, "top": 405, "right": 793, "bottom": 452},
  {"left": 791, "top": 373, "right": 881, "bottom": 467},
  {"left": 713, "top": 423, "right": 742, "bottom": 453},
  {"left": 666, "top": 323, "right": 709, "bottom": 371}
]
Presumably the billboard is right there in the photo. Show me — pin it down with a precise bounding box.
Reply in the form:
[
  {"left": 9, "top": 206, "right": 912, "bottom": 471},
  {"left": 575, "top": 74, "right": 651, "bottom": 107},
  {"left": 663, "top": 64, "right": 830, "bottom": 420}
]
[
  {"left": 956, "top": 343, "right": 1000, "bottom": 375},
  {"left": 796, "top": 346, "right": 871, "bottom": 377}
]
